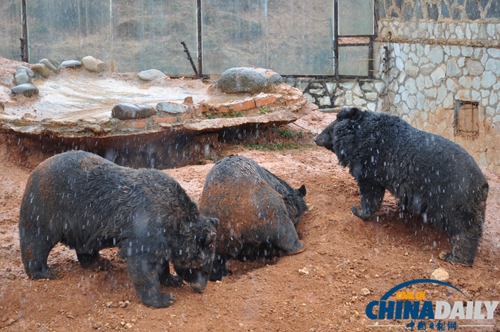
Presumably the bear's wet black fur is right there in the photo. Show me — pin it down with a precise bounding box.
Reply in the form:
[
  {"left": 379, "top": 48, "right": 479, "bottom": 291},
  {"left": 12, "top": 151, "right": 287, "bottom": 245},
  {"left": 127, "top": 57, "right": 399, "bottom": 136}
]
[
  {"left": 19, "top": 150, "right": 218, "bottom": 308},
  {"left": 315, "top": 107, "right": 488, "bottom": 266},
  {"left": 199, "top": 155, "right": 307, "bottom": 281}
]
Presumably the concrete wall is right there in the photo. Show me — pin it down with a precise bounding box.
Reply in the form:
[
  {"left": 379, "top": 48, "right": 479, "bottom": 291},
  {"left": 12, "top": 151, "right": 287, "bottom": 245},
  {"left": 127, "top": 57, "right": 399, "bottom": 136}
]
[{"left": 289, "top": 0, "right": 500, "bottom": 173}]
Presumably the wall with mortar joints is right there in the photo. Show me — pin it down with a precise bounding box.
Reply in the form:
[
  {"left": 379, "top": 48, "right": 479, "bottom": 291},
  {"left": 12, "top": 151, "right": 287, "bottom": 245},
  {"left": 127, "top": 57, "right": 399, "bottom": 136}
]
[
  {"left": 376, "top": 0, "right": 500, "bottom": 172},
  {"left": 284, "top": 78, "right": 386, "bottom": 112},
  {"left": 287, "top": 0, "right": 500, "bottom": 172}
]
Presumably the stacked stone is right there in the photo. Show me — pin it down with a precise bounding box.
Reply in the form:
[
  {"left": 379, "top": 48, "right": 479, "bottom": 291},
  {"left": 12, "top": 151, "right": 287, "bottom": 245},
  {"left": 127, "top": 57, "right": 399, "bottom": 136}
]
[
  {"left": 293, "top": 80, "right": 385, "bottom": 112},
  {"left": 11, "top": 66, "right": 38, "bottom": 97},
  {"left": 379, "top": 21, "right": 500, "bottom": 44},
  {"left": 82, "top": 56, "right": 105, "bottom": 73},
  {"left": 31, "top": 58, "right": 60, "bottom": 79},
  {"left": 10, "top": 57, "right": 85, "bottom": 97},
  {"left": 380, "top": 39, "right": 500, "bottom": 170}
]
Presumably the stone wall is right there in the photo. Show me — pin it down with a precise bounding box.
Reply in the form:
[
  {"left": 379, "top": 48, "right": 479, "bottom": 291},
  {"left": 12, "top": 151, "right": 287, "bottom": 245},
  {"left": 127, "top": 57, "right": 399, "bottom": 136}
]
[
  {"left": 284, "top": 78, "right": 385, "bottom": 112},
  {"left": 289, "top": 0, "right": 500, "bottom": 172},
  {"left": 377, "top": 0, "right": 500, "bottom": 172}
]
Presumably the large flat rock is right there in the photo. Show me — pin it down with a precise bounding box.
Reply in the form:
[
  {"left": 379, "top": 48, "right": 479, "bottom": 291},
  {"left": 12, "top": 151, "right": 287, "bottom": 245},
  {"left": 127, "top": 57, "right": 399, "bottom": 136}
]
[{"left": 0, "top": 57, "right": 315, "bottom": 168}]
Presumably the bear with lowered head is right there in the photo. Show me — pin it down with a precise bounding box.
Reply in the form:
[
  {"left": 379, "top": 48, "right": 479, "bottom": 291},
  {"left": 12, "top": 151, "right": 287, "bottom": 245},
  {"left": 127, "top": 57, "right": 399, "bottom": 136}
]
[{"left": 19, "top": 150, "right": 219, "bottom": 308}]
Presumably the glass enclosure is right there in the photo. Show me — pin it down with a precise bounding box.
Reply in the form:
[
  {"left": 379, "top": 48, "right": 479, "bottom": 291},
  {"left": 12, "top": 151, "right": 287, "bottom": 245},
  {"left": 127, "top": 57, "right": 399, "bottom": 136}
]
[
  {"left": 338, "top": 0, "right": 374, "bottom": 36},
  {"left": 338, "top": 46, "right": 369, "bottom": 76},
  {"left": 202, "top": 0, "right": 334, "bottom": 75},
  {"left": 0, "top": 2, "right": 22, "bottom": 60},
  {"left": 1, "top": 0, "right": 374, "bottom": 77},
  {"left": 6, "top": 0, "right": 197, "bottom": 74}
]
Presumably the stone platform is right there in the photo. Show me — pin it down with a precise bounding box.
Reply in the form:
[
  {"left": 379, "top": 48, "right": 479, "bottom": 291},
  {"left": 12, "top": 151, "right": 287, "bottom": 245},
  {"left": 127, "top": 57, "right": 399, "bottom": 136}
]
[{"left": 0, "top": 61, "right": 313, "bottom": 168}]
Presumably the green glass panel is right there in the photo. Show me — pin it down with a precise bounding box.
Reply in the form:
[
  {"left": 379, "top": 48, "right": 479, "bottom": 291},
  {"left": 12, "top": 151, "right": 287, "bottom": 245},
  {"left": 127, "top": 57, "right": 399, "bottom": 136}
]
[
  {"left": 25, "top": 0, "right": 196, "bottom": 74},
  {"left": 338, "top": 45, "right": 369, "bottom": 76},
  {"left": 108, "top": 0, "right": 197, "bottom": 74},
  {"left": 202, "top": 0, "right": 334, "bottom": 75},
  {"left": 338, "top": 0, "right": 374, "bottom": 36},
  {"left": 27, "top": 0, "right": 110, "bottom": 64},
  {"left": 0, "top": 2, "right": 22, "bottom": 60}
]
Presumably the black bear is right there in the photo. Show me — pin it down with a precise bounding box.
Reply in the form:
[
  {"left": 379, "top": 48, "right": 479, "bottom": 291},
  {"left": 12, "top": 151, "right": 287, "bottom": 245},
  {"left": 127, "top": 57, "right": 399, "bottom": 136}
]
[
  {"left": 19, "top": 150, "right": 219, "bottom": 308},
  {"left": 315, "top": 107, "right": 488, "bottom": 266},
  {"left": 198, "top": 155, "right": 307, "bottom": 281}
]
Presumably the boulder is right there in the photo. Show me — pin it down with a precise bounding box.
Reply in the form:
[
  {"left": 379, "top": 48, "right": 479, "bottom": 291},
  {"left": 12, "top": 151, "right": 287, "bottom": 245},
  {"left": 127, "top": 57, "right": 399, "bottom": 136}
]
[{"left": 218, "top": 67, "right": 283, "bottom": 94}]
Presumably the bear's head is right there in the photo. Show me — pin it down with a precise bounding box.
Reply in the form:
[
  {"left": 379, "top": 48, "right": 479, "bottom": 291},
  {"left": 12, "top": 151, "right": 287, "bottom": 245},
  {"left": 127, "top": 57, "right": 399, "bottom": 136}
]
[
  {"left": 173, "top": 216, "right": 219, "bottom": 293},
  {"left": 314, "top": 107, "right": 365, "bottom": 151}
]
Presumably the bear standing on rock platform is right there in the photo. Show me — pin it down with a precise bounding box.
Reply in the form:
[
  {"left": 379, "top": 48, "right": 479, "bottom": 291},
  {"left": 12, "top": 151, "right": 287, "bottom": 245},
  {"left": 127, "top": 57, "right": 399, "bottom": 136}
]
[
  {"left": 315, "top": 107, "right": 488, "bottom": 266},
  {"left": 19, "top": 150, "right": 219, "bottom": 308}
]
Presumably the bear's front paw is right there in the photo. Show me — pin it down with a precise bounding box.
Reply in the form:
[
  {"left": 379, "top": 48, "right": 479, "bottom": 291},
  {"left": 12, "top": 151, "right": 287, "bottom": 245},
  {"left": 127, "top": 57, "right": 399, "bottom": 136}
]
[
  {"left": 30, "top": 268, "right": 58, "bottom": 280},
  {"left": 160, "top": 274, "right": 184, "bottom": 288},
  {"left": 209, "top": 266, "right": 228, "bottom": 282},
  {"left": 438, "top": 251, "right": 452, "bottom": 262},
  {"left": 142, "top": 293, "right": 175, "bottom": 308},
  {"left": 351, "top": 206, "right": 365, "bottom": 219},
  {"left": 438, "top": 251, "right": 473, "bottom": 266}
]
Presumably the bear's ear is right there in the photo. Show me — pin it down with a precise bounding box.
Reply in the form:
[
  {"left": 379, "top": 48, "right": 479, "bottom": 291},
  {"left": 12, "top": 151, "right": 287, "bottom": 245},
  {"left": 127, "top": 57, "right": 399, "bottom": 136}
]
[
  {"left": 209, "top": 217, "right": 219, "bottom": 229},
  {"left": 200, "top": 230, "right": 217, "bottom": 246},
  {"left": 337, "top": 107, "right": 364, "bottom": 121},
  {"left": 297, "top": 184, "right": 307, "bottom": 197}
]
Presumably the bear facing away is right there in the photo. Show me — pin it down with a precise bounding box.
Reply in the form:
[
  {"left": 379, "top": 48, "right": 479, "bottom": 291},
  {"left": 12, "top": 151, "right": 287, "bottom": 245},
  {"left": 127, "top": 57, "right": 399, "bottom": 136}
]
[
  {"left": 19, "top": 150, "right": 219, "bottom": 308},
  {"left": 199, "top": 155, "right": 307, "bottom": 281},
  {"left": 314, "top": 107, "right": 488, "bottom": 266}
]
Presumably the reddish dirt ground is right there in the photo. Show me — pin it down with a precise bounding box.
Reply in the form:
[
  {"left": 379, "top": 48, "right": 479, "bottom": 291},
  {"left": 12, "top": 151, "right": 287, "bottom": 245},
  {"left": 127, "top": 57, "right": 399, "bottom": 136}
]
[
  {"left": 0, "top": 109, "right": 499, "bottom": 332},
  {"left": 1, "top": 56, "right": 500, "bottom": 331}
]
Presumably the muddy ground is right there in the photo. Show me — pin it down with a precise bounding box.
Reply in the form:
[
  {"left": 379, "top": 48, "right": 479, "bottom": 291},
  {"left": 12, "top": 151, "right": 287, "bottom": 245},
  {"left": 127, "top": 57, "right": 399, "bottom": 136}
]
[{"left": 0, "top": 110, "right": 499, "bottom": 331}]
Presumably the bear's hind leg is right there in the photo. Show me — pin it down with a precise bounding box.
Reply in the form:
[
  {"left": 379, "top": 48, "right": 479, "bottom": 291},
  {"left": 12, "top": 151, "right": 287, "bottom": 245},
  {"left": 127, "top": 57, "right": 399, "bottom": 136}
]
[
  {"left": 438, "top": 216, "right": 482, "bottom": 266},
  {"left": 158, "top": 261, "right": 184, "bottom": 287},
  {"left": 352, "top": 180, "right": 385, "bottom": 220},
  {"left": 76, "top": 251, "right": 100, "bottom": 268},
  {"left": 20, "top": 235, "right": 57, "bottom": 279},
  {"left": 126, "top": 255, "right": 175, "bottom": 308}
]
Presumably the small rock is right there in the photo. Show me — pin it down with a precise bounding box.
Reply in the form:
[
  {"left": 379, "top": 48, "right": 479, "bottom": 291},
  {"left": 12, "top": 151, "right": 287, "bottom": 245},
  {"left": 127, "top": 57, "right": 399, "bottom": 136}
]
[
  {"left": 82, "top": 55, "right": 106, "bottom": 73},
  {"left": 112, "top": 103, "right": 156, "bottom": 120},
  {"left": 32, "top": 63, "right": 51, "bottom": 79},
  {"left": 125, "top": 323, "right": 133, "bottom": 329},
  {"left": 109, "top": 59, "right": 116, "bottom": 73},
  {"left": 60, "top": 60, "right": 82, "bottom": 69},
  {"left": 156, "top": 102, "right": 187, "bottom": 114},
  {"left": 183, "top": 96, "right": 193, "bottom": 104},
  {"left": 14, "top": 70, "right": 31, "bottom": 85},
  {"left": 39, "top": 58, "right": 60, "bottom": 73},
  {"left": 138, "top": 69, "right": 166, "bottom": 81},
  {"left": 6, "top": 273, "right": 16, "bottom": 280},
  {"left": 22, "top": 113, "right": 37, "bottom": 120},
  {"left": 106, "top": 301, "right": 113, "bottom": 308},
  {"left": 360, "top": 288, "right": 371, "bottom": 296},
  {"left": 298, "top": 267, "right": 309, "bottom": 275},
  {"left": 14, "top": 66, "right": 33, "bottom": 85},
  {"left": 431, "top": 267, "right": 449, "bottom": 281},
  {"left": 17, "top": 66, "right": 34, "bottom": 77},
  {"left": 11, "top": 83, "right": 39, "bottom": 97}
]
